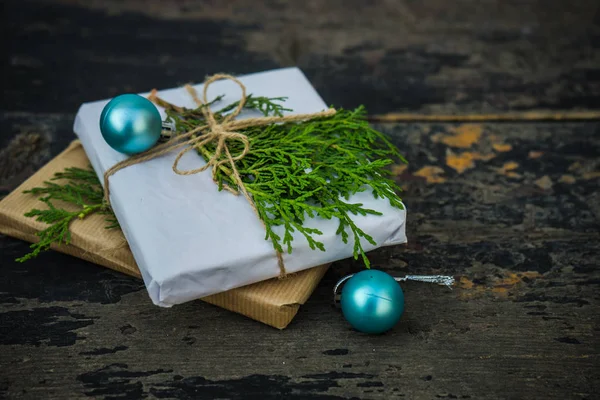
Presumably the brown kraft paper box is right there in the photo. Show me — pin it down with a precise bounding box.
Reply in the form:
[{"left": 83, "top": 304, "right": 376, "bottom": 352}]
[{"left": 0, "top": 140, "right": 330, "bottom": 329}]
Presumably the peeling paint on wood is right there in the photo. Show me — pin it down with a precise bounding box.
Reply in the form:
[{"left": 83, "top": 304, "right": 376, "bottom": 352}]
[{"left": 1, "top": 0, "right": 599, "bottom": 399}]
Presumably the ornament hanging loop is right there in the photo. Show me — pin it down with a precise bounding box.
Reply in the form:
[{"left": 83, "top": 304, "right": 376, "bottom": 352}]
[
  {"left": 333, "top": 272, "right": 455, "bottom": 307},
  {"left": 396, "top": 275, "right": 455, "bottom": 288}
]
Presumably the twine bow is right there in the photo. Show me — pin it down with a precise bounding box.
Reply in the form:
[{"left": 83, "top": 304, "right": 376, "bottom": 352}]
[{"left": 102, "top": 73, "right": 336, "bottom": 276}]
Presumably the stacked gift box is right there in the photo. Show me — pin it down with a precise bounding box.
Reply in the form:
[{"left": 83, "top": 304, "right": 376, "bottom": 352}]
[{"left": 0, "top": 68, "right": 407, "bottom": 328}]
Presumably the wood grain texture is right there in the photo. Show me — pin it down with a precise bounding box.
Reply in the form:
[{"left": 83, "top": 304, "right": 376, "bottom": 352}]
[
  {"left": 1, "top": 1, "right": 599, "bottom": 399},
  {"left": 3, "top": 0, "right": 600, "bottom": 115}
]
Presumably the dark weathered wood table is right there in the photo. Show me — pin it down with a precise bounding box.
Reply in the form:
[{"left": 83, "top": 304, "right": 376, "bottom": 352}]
[{"left": 1, "top": 1, "right": 599, "bottom": 399}]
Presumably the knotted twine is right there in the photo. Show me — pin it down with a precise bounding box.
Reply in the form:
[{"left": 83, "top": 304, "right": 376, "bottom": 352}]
[{"left": 102, "top": 73, "right": 336, "bottom": 276}]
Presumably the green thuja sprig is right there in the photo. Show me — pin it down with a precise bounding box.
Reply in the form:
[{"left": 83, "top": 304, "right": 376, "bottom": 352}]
[
  {"left": 219, "top": 94, "right": 292, "bottom": 117},
  {"left": 169, "top": 97, "right": 406, "bottom": 268},
  {"left": 164, "top": 94, "right": 291, "bottom": 132},
  {"left": 16, "top": 167, "right": 118, "bottom": 262}
]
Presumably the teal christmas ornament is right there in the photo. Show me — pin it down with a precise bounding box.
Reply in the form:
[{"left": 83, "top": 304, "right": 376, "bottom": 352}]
[
  {"left": 99, "top": 94, "right": 162, "bottom": 154},
  {"left": 339, "top": 269, "right": 405, "bottom": 334},
  {"left": 334, "top": 270, "right": 454, "bottom": 334}
]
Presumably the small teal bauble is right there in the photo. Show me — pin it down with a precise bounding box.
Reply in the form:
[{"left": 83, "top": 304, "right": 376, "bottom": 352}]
[
  {"left": 99, "top": 94, "right": 162, "bottom": 154},
  {"left": 340, "top": 269, "right": 404, "bottom": 334}
]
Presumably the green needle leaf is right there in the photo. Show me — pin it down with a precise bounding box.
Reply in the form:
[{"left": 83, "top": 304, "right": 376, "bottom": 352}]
[{"left": 17, "top": 167, "right": 119, "bottom": 262}]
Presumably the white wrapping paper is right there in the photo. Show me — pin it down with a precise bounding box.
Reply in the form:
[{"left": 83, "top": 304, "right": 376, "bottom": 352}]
[{"left": 73, "top": 67, "right": 407, "bottom": 307}]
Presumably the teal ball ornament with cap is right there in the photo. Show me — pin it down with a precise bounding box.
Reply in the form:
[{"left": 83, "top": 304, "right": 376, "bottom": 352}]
[
  {"left": 99, "top": 94, "right": 162, "bottom": 154},
  {"left": 340, "top": 269, "right": 404, "bottom": 334}
]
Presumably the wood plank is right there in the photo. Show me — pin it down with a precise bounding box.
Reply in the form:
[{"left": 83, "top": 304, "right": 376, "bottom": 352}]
[
  {"left": 1, "top": 0, "right": 599, "bottom": 398},
  {"left": 2, "top": 0, "right": 599, "bottom": 115}
]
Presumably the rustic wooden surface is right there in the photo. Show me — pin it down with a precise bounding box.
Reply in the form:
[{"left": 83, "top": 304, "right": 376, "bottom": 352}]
[{"left": 1, "top": 1, "right": 599, "bottom": 399}]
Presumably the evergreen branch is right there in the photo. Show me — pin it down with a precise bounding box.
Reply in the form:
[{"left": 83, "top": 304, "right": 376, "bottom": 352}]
[
  {"left": 16, "top": 167, "right": 119, "bottom": 262},
  {"left": 176, "top": 97, "right": 407, "bottom": 268},
  {"left": 217, "top": 94, "right": 291, "bottom": 117}
]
